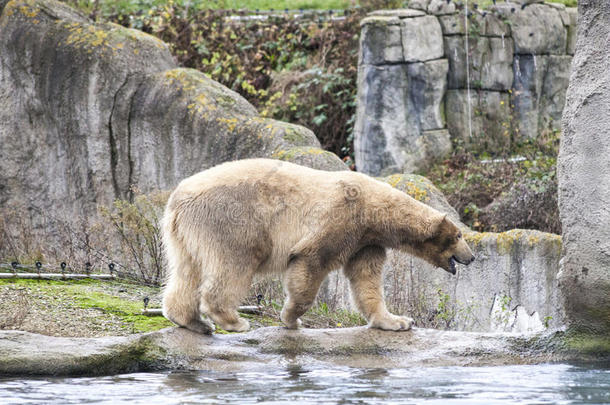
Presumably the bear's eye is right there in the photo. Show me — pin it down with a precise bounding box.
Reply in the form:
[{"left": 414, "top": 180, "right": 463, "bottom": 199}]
[{"left": 456, "top": 232, "right": 462, "bottom": 241}]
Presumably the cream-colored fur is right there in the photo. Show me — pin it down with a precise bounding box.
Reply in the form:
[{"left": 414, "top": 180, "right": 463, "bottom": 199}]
[{"left": 162, "top": 159, "right": 474, "bottom": 334}]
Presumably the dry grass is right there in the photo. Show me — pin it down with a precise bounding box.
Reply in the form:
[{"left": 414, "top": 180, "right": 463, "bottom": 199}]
[{"left": 0, "top": 288, "right": 30, "bottom": 329}]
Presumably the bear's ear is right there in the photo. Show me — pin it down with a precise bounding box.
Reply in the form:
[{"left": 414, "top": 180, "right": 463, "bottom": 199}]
[{"left": 431, "top": 213, "right": 448, "bottom": 235}]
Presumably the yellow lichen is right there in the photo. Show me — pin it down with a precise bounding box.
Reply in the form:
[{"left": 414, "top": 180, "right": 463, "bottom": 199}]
[
  {"left": 386, "top": 174, "right": 402, "bottom": 188},
  {"left": 20, "top": 6, "right": 38, "bottom": 17},
  {"left": 403, "top": 181, "right": 429, "bottom": 202},
  {"left": 466, "top": 229, "right": 562, "bottom": 256},
  {"left": 272, "top": 147, "right": 328, "bottom": 161},
  {"left": 217, "top": 117, "right": 238, "bottom": 132}
]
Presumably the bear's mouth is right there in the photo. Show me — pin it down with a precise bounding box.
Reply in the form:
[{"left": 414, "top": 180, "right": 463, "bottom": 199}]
[
  {"left": 448, "top": 256, "right": 457, "bottom": 275},
  {"left": 448, "top": 255, "right": 472, "bottom": 274}
]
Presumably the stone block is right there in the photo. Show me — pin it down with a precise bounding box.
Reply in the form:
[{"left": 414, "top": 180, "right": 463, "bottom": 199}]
[
  {"left": 439, "top": 12, "right": 510, "bottom": 37},
  {"left": 408, "top": 0, "right": 430, "bottom": 12},
  {"left": 539, "top": 55, "right": 572, "bottom": 133},
  {"left": 418, "top": 129, "right": 452, "bottom": 161},
  {"left": 401, "top": 15, "right": 444, "bottom": 62},
  {"left": 512, "top": 54, "right": 548, "bottom": 139},
  {"left": 566, "top": 8, "right": 578, "bottom": 55},
  {"left": 354, "top": 61, "right": 451, "bottom": 175},
  {"left": 506, "top": 3, "right": 566, "bottom": 54},
  {"left": 407, "top": 59, "right": 449, "bottom": 130},
  {"left": 368, "top": 8, "right": 426, "bottom": 18},
  {"left": 354, "top": 64, "right": 419, "bottom": 176},
  {"left": 427, "top": 0, "right": 456, "bottom": 16},
  {"left": 359, "top": 17, "right": 403, "bottom": 65},
  {"left": 445, "top": 36, "right": 513, "bottom": 91},
  {"left": 445, "top": 90, "right": 512, "bottom": 152}
]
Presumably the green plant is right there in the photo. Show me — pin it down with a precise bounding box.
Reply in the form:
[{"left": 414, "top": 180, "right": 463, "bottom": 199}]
[
  {"left": 434, "top": 288, "right": 456, "bottom": 329},
  {"left": 493, "top": 294, "right": 513, "bottom": 328},
  {"left": 81, "top": 2, "right": 364, "bottom": 160},
  {"left": 421, "top": 130, "right": 560, "bottom": 233}
]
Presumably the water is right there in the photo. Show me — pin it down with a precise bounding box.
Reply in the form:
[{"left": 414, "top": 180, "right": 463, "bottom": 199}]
[{"left": 1, "top": 363, "right": 609, "bottom": 404}]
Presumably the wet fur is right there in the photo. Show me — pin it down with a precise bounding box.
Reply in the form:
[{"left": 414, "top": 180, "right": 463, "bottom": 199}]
[{"left": 162, "top": 159, "right": 474, "bottom": 334}]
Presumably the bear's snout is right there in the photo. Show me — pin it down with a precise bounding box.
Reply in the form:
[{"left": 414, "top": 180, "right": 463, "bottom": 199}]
[{"left": 453, "top": 254, "right": 475, "bottom": 266}]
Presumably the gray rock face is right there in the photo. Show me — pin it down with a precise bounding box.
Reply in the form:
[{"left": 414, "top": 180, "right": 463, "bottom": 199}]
[
  {"left": 445, "top": 90, "right": 511, "bottom": 151},
  {"left": 445, "top": 36, "right": 514, "bottom": 91},
  {"left": 407, "top": 59, "right": 448, "bottom": 130},
  {"left": 506, "top": 4, "right": 567, "bottom": 54},
  {"left": 354, "top": 64, "right": 415, "bottom": 176},
  {"left": 512, "top": 54, "right": 548, "bottom": 139},
  {"left": 538, "top": 55, "right": 572, "bottom": 132},
  {"left": 427, "top": 0, "right": 456, "bottom": 16},
  {"left": 1, "top": 327, "right": 601, "bottom": 377},
  {"left": 558, "top": 0, "right": 610, "bottom": 335},
  {"left": 401, "top": 15, "right": 444, "bottom": 62},
  {"left": 439, "top": 12, "right": 511, "bottom": 37},
  {"left": 356, "top": 11, "right": 451, "bottom": 175},
  {"left": 566, "top": 8, "right": 578, "bottom": 55},
  {"left": 354, "top": 60, "right": 451, "bottom": 175},
  {"left": 512, "top": 54, "right": 572, "bottom": 138},
  {"left": 359, "top": 17, "right": 403, "bottom": 65},
  {"left": 408, "top": 0, "right": 430, "bottom": 12},
  {"left": 0, "top": 0, "right": 345, "bottom": 230}
]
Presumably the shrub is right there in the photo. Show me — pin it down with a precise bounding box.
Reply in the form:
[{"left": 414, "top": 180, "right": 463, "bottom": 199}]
[
  {"left": 95, "top": 4, "right": 364, "bottom": 161},
  {"left": 99, "top": 189, "right": 169, "bottom": 285},
  {"left": 422, "top": 130, "right": 561, "bottom": 233}
]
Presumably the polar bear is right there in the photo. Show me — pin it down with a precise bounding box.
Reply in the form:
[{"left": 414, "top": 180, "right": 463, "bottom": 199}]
[{"left": 162, "top": 159, "right": 475, "bottom": 334}]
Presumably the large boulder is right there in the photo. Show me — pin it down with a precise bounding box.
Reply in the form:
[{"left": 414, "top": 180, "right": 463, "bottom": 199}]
[
  {"left": 0, "top": 0, "right": 346, "bottom": 229},
  {"left": 558, "top": 0, "right": 610, "bottom": 335}
]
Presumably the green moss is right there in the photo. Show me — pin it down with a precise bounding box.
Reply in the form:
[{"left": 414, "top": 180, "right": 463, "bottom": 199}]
[
  {"left": 0, "top": 278, "right": 172, "bottom": 333},
  {"left": 282, "top": 127, "right": 309, "bottom": 145},
  {"left": 70, "top": 289, "right": 173, "bottom": 332},
  {"left": 0, "top": 278, "right": 96, "bottom": 287},
  {"left": 565, "top": 334, "right": 610, "bottom": 356}
]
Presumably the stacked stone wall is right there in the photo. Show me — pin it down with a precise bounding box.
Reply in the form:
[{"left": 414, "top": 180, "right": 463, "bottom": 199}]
[{"left": 355, "top": 1, "right": 577, "bottom": 175}]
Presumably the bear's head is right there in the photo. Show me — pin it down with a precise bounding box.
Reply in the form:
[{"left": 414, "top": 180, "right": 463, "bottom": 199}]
[{"left": 405, "top": 215, "right": 475, "bottom": 275}]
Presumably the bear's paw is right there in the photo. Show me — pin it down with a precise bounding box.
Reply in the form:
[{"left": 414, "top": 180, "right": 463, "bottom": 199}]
[{"left": 369, "top": 314, "right": 414, "bottom": 332}]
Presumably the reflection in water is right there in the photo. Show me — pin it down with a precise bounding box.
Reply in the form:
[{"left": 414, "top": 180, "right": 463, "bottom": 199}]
[{"left": 1, "top": 363, "right": 609, "bottom": 404}]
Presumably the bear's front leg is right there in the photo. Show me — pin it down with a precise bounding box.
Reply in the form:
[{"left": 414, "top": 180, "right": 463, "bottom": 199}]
[
  {"left": 280, "top": 257, "right": 326, "bottom": 329},
  {"left": 344, "top": 246, "right": 413, "bottom": 331}
]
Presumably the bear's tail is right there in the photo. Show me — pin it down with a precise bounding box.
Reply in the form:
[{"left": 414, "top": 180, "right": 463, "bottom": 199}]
[{"left": 161, "top": 199, "right": 214, "bottom": 335}]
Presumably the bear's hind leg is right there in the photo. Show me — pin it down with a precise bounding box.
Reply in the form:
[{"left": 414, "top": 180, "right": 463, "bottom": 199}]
[
  {"left": 199, "top": 261, "right": 254, "bottom": 333},
  {"left": 344, "top": 246, "right": 413, "bottom": 331},
  {"left": 280, "top": 258, "right": 326, "bottom": 329},
  {"left": 163, "top": 272, "right": 214, "bottom": 335}
]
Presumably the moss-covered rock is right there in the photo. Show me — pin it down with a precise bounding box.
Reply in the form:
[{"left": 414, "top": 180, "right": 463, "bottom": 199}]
[
  {"left": 380, "top": 173, "right": 462, "bottom": 225},
  {"left": 0, "top": 0, "right": 345, "bottom": 235},
  {"left": 2, "top": 326, "right": 607, "bottom": 376}
]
